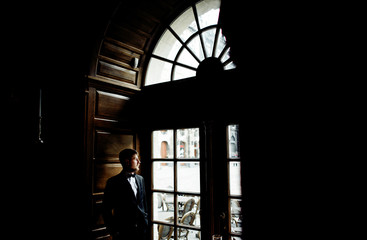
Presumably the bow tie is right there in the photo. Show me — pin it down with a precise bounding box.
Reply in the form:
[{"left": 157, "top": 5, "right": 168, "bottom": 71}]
[{"left": 126, "top": 173, "right": 136, "bottom": 178}]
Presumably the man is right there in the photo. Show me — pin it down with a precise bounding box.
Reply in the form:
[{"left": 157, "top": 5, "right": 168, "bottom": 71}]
[{"left": 103, "top": 149, "right": 148, "bottom": 240}]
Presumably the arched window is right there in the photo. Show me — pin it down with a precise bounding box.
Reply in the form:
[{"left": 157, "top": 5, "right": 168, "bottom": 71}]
[{"left": 145, "top": 0, "right": 236, "bottom": 86}]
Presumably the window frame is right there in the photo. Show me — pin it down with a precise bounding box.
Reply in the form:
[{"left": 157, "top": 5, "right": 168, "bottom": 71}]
[
  {"left": 144, "top": 0, "right": 236, "bottom": 86},
  {"left": 226, "top": 124, "right": 243, "bottom": 239},
  {"left": 150, "top": 127, "right": 203, "bottom": 240}
]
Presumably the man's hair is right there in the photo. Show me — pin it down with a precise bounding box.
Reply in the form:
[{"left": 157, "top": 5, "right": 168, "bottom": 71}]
[{"left": 119, "top": 149, "right": 138, "bottom": 167}]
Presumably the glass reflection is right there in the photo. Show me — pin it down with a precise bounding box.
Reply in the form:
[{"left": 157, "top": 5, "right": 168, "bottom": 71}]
[
  {"left": 177, "top": 162, "right": 200, "bottom": 193},
  {"left": 231, "top": 237, "right": 242, "bottom": 240},
  {"left": 215, "top": 28, "right": 226, "bottom": 58},
  {"left": 188, "top": 36, "right": 205, "bottom": 61},
  {"left": 177, "top": 48, "right": 200, "bottom": 69},
  {"left": 170, "top": 6, "right": 198, "bottom": 42},
  {"left": 153, "top": 29, "right": 181, "bottom": 61},
  {"left": 173, "top": 65, "right": 196, "bottom": 81},
  {"left": 196, "top": 0, "right": 221, "bottom": 29},
  {"left": 153, "top": 161, "right": 174, "bottom": 191},
  {"left": 145, "top": 58, "right": 173, "bottom": 86},
  {"left": 229, "top": 162, "right": 242, "bottom": 196},
  {"left": 177, "top": 195, "right": 200, "bottom": 227},
  {"left": 230, "top": 199, "right": 242, "bottom": 234},
  {"left": 227, "top": 125, "right": 240, "bottom": 159},
  {"left": 152, "top": 130, "right": 174, "bottom": 159},
  {"left": 153, "top": 223, "right": 174, "bottom": 240},
  {"left": 202, "top": 28, "right": 216, "bottom": 57},
  {"left": 153, "top": 192, "right": 174, "bottom": 223},
  {"left": 177, "top": 228, "right": 201, "bottom": 240},
  {"left": 176, "top": 128, "right": 200, "bottom": 159}
]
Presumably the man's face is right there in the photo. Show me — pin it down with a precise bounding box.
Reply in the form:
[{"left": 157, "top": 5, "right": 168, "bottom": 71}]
[{"left": 126, "top": 154, "right": 140, "bottom": 172}]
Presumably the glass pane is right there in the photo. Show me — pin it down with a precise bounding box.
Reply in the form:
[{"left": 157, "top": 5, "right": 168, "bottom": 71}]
[
  {"left": 177, "top": 228, "right": 201, "bottom": 240},
  {"left": 188, "top": 36, "right": 205, "bottom": 61},
  {"left": 173, "top": 65, "right": 196, "bottom": 80},
  {"left": 196, "top": 0, "right": 221, "bottom": 29},
  {"left": 177, "top": 162, "right": 200, "bottom": 193},
  {"left": 153, "top": 223, "right": 174, "bottom": 240},
  {"left": 152, "top": 130, "right": 174, "bottom": 159},
  {"left": 176, "top": 128, "right": 200, "bottom": 159},
  {"left": 230, "top": 199, "right": 243, "bottom": 234},
  {"left": 231, "top": 237, "right": 242, "bottom": 240},
  {"left": 214, "top": 28, "right": 226, "bottom": 58},
  {"left": 202, "top": 28, "right": 216, "bottom": 57},
  {"left": 177, "top": 194, "right": 201, "bottom": 227},
  {"left": 227, "top": 124, "right": 240, "bottom": 159},
  {"left": 177, "top": 47, "right": 200, "bottom": 69},
  {"left": 153, "top": 29, "right": 182, "bottom": 61},
  {"left": 153, "top": 161, "right": 174, "bottom": 191},
  {"left": 170, "top": 6, "right": 198, "bottom": 42},
  {"left": 153, "top": 192, "right": 174, "bottom": 223},
  {"left": 145, "top": 58, "right": 172, "bottom": 86},
  {"left": 224, "top": 61, "right": 237, "bottom": 70},
  {"left": 220, "top": 47, "right": 231, "bottom": 63},
  {"left": 229, "top": 162, "right": 242, "bottom": 196}
]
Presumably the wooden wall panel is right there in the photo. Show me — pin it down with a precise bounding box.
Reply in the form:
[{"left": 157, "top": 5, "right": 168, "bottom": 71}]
[
  {"left": 94, "top": 130, "right": 134, "bottom": 162},
  {"left": 94, "top": 163, "right": 122, "bottom": 192},
  {"left": 112, "top": 9, "right": 159, "bottom": 35},
  {"left": 97, "top": 60, "right": 137, "bottom": 84},
  {"left": 107, "top": 23, "right": 148, "bottom": 50},
  {"left": 100, "top": 41, "right": 141, "bottom": 66},
  {"left": 86, "top": 87, "right": 140, "bottom": 239},
  {"left": 95, "top": 90, "right": 130, "bottom": 119}
]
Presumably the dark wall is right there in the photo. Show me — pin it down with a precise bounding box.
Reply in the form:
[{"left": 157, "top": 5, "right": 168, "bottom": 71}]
[
  {"left": 3, "top": 2, "right": 108, "bottom": 239},
  {"left": 219, "top": 1, "right": 351, "bottom": 239}
]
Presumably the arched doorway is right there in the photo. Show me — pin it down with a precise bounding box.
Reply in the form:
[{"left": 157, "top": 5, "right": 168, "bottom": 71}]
[{"left": 84, "top": 1, "right": 244, "bottom": 239}]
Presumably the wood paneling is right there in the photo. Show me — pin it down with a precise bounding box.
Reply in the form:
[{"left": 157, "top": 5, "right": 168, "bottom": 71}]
[
  {"left": 94, "top": 163, "right": 122, "bottom": 192},
  {"left": 97, "top": 60, "right": 137, "bottom": 84},
  {"left": 86, "top": 86, "right": 141, "bottom": 239},
  {"left": 94, "top": 130, "right": 134, "bottom": 162},
  {"left": 85, "top": 2, "right": 200, "bottom": 239},
  {"left": 95, "top": 90, "right": 130, "bottom": 119},
  {"left": 100, "top": 41, "right": 141, "bottom": 67},
  {"left": 107, "top": 23, "right": 148, "bottom": 50}
]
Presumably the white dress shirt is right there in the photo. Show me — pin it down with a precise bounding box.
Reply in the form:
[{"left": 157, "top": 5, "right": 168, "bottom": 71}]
[{"left": 126, "top": 174, "right": 138, "bottom": 198}]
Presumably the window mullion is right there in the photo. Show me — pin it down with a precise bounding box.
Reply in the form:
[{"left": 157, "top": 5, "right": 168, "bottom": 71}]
[
  {"left": 167, "top": 26, "right": 201, "bottom": 64},
  {"left": 192, "top": 4, "right": 208, "bottom": 59},
  {"left": 218, "top": 44, "right": 230, "bottom": 61},
  {"left": 152, "top": 54, "right": 196, "bottom": 72},
  {"left": 173, "top": 129, "right": 178, "bottom": 240},
  {"left": 222, "top": 57, "right": 233, "bottom": 67}
]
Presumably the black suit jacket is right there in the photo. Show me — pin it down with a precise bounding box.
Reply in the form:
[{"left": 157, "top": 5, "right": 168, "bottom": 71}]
[{"left": 102, "top": 171, "right": 148, "bottom": 239}]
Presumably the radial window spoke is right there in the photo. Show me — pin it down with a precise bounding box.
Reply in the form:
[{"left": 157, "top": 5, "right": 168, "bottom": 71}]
[
  {"left": 153, "top": 29, "right": 182, "bottom": 61},
  {"left": 144, "top": 0, "right": 236, "bottom": 86},
  {"left": 173, "top": 65, "right": 197, "bottom": 80},
  {"left": 202, "top": 28, "right": 217, "bottom": 58},
  {"left": 214, "top": 28, "right": 226, "bottom": 58},
  {"left": 177, "top": 47, "right": 200, "bottom": 69},
  {"left": 170, "top": 6, "right": 198, "bottom": 42}
]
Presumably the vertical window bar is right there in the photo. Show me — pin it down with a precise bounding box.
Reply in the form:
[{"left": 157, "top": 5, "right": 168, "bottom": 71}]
[
  {"left": 173, "top": 129, "right": 178, "bottom": 240},
  {"left": 192, "top": 4, "right": 208, "bottom": 59}
]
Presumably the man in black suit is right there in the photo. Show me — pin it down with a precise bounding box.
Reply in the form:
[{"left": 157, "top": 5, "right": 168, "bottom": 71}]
[{"left": 103, "top": 149, "right": 148, "bottom": 240}]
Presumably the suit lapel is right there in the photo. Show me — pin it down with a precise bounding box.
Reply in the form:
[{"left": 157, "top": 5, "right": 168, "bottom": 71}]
[
  {"left": 135, "top": 176, "right": 142, "bottom": 202},
  {"left": 118, "top": 172, "right": 137, "bottom": 201}
]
